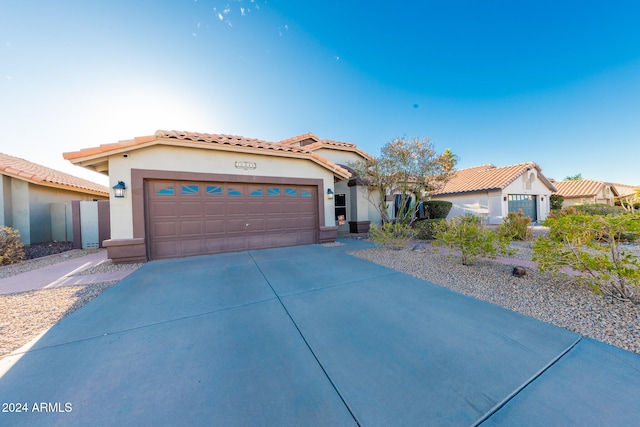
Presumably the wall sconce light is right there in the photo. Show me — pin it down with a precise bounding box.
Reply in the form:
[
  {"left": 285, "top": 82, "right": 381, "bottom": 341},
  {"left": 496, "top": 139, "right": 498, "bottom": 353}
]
[
  {"left": 540, "top": 196, "right": 544, "bottom": 201},
  {"left": 503, "top": 196, "right": 507, "bottom": 202},
  {"left": 327, "top": 188, "right": 334, "bottom": 199},
  {"left": 112, "top": 181, "right": 126, "bottom": 198}
]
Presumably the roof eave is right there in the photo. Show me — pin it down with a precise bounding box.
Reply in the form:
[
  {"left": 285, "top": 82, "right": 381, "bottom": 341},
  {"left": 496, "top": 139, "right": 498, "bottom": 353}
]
[
  {"left": 434, "top": 187, "right": 503, "bottom": 197},
  {"left": 0, "top": 170, "right": 108, "bottom": 197},
  {"left": 65, "top": 136, "right": 352, "bottom": 181}
]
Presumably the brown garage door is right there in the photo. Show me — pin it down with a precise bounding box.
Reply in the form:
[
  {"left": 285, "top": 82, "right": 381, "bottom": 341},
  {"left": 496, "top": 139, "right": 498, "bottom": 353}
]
[{"left": 146, "top": 180, "right": 318, "bottom": 260}]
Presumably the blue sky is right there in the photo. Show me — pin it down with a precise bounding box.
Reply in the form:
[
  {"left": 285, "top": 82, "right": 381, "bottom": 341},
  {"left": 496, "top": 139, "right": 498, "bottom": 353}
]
[{"left": 1, "top": 0, "right": 639, "bottom": 186}]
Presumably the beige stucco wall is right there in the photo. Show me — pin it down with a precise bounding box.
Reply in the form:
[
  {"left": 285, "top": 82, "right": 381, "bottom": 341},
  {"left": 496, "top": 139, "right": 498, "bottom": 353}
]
[
  {"left": 438, "top": 192, "right": 496, "bottom": 223},
  {"left": 107, "top": 145, "right": 339, "bottom": 239},
  {"left": 311, "top": 148, "right": 364, "bottom": 167}
]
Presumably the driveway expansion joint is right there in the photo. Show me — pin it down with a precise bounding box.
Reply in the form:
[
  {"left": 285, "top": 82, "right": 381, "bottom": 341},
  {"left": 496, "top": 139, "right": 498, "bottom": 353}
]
[
  {"left": 8, "top": 296, "right": 279, "bottom": 358},
  {"left": 248, "top": 251, "right": 362, "bottom": 426},
  {"left": 472, "top": 336, "right": 584, "bottom": 426}
]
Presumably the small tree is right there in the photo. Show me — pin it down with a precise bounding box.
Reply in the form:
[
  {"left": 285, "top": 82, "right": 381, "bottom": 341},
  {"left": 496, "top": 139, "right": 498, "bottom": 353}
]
[
  {"left": 618, "top": 188, "right": 640, "bottom": 214},
  {"left": 564, "top": 173, "right": 583, "bottom": 181},
  {"left": 432, "top": 215, "right": 513, "bottom": 265},
  {"left": 532, "top": 213, "right": 640, "bottom": 301},
  {"left": 349, "top": 137, "right": 457, "bottom": 225}
]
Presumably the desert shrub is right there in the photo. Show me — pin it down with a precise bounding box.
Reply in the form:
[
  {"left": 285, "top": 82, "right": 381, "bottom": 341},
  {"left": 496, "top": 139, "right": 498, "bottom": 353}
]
[
  {"left": 547, "top": 206, "right": 578, "bottom": 220},
  {"left": 574, "top": 203, "right": 623, "bottom": 216},
  {"left": 499, "top": 210, "right": 533, "bottom": 241},
  {"left": 0, "top": 226, "right": 25, "bottom": 266},
  {"left": 550, "top": 194, "right": 564, "bottom": 211},
  {"left": 412, "top": 218, "right": 443, "bottom": 240},
  {"left": 424, "top": 200, "right": 453, "bottom": 219},
  {"left": 532, "top": 213, "right": 640, "bottom": 301},
  {"left": 432, "top": 215, "right": 513, "bottom": 265},
  {"left": 370, "top": 222, "right": 415, "bottom": 250}
]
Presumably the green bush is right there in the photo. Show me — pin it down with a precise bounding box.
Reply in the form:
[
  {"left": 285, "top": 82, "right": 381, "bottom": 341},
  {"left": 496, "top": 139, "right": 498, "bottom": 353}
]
[
  {"left": 532, "top": 212, "right": 640, "bottom": 301},
  {"left": 500, "top": 210, "right": 533, "bottom": 241},
  {"left": 412, "top": 218, "right": 443, "bottom": 240},
  {"left": 370, "top": 222, "right": 415, "bottom": 250},
  {"left": 424, "top": 200, "right": 453, "bottom": 219},
  {"left": 550, "top": 194, "right": 564, "bottom": 211},
  {"left": 574, "top": 203, "right": 623, "bottom": 216},
  {"left": 0, "top": 226, "right": 25, "bottom": 266},
  {"left": 432, "top": 215, "right": 513, "bottom": 265}
]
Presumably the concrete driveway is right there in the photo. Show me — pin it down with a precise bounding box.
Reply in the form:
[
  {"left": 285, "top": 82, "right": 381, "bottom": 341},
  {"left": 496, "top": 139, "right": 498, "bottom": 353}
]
[{"left": 1, "top": 239, "right": 639, "bottom": 426}]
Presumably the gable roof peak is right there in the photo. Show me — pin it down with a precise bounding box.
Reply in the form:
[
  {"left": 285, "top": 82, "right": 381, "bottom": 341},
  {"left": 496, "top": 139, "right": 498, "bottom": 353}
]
[
  {"left": 279, "top": 132, "right": 320, "bottom": 145},
  {"left": 434, "top": 161, "right": 554, "bottom": 196}
]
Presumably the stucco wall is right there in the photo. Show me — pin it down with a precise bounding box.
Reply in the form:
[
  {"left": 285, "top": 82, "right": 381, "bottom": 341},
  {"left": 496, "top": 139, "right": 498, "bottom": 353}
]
[
  {"left": 311, "top": 148, "right": 363, "bottom": 167},
  {"left": 107, "top": 145, "right": 338, "bottom": 239},
  {"left": 1, "top": 173, "right": 107, "bottom": 244},
  {"left": 27, "top": 184, "right": 102, "bottom": 243},
  {"left": 440, "top": 192, "right": 495, "bottom": 223}
]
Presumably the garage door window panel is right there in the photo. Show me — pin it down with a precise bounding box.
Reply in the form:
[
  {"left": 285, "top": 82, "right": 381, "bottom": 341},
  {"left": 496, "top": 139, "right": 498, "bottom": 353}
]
[
  {"left": 206, "top": 185, "right": 223, "bottom": 196},
  {"left": 268, "top": 187, "right": 281, "bottom": 196},
  {"left": 181, "top": 185, "right": 199, "bottom": 195},
  {"left": 154, "top": 185, "right": 175, "bottom": 196},
  {"left": 228, "top": 187, "right": 243, "bottom": 197}
]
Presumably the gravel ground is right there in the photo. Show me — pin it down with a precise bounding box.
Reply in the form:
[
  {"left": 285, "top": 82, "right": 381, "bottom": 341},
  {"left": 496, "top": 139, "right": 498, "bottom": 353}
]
[
  {"left": 0, "top": 247, "right": 143, "bottom": 359},
  {"left": 351, "top": 240, "right": 640, "bottom": 355}
]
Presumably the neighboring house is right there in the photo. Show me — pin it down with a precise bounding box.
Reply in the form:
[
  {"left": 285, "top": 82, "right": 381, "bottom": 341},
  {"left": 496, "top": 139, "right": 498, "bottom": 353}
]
[
  {"left": 63, "top": 130, "right": 378, "bottom": 262},
  {"left": 0, "top": 152, "right": 109, "bottom": 244},
  {"left": 431, "top": 162, "right": 556, "bottom": 224},
  {"left": 553, "top": 180, "right": 619, "bottom": 207},
  {"left": 610, "top": 183, "right": 639, "bottom": 206}
]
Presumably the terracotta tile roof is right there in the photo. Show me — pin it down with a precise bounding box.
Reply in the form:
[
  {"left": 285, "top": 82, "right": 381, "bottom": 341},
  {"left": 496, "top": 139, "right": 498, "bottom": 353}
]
[
  {"left": 433, "top": 162, "right": 556, "bottom": 196},
  {"left": 0, "top": 152, "right": 108, "bottom": 196},
  {"left": 279, "top": 132, "right": 320, "bottom": 146},
  {"left": 64, "top": 130, "right": 352, "bottom": 180},
  {"left": 553, "top": 179, "right": 617, "bottom": 198},
  {"left": 608, "top": 182, "right": 639, "bottom": 198},
  {"left": 279, "top": 133, "right": 373, "bottom": 160},
  {"left": 309, "top": 139, "right": 374, "bottom": 160}
]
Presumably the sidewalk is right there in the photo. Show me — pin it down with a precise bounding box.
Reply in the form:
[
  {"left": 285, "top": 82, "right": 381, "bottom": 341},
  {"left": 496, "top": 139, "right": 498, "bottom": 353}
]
[{"left": 0, "top": 250, "right": 136, "bottom": 295}]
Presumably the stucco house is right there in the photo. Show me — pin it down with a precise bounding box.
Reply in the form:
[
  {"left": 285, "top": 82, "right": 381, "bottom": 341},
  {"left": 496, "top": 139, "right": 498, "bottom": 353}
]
[
  {"left": 553, "top": 180, "right": 619, "bottom": 207},
  {"left": 63, "top": 130, "right": 378, "bottom": 262},
  {"left": 1, "top": 152, "right": 109, "bottom": 244},
  {"left": 430, "top": 162, "right": 556, "bottom": 224},
  {"left": 610, "top": 183, "right": 638, "bottom": 207}
]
